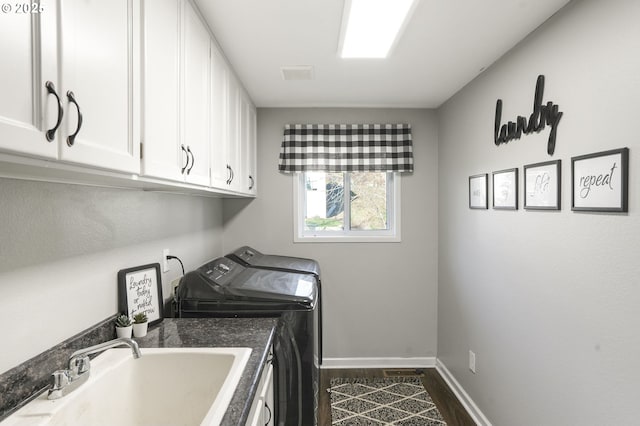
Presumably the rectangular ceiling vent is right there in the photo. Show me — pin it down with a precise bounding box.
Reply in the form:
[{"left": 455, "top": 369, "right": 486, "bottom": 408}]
[{"left": 281, "top": 65, "right": 314, "bottom": 81}]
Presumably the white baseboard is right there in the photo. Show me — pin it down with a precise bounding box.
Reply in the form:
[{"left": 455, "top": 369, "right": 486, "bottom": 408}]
[
  {"left": 435, "top": 358, "right": 492, "bottom": 426},
  {"left": 321, "top": 357, "right": 436, "bottom": 369}
]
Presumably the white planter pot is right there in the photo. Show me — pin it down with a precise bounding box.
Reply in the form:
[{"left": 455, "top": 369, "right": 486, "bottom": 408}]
[
  {"left": 133, "top": 322, "right": 148, "bottom": 338},
  {"left": 116, "top": 325, "right": 132, "bottom": 338}
]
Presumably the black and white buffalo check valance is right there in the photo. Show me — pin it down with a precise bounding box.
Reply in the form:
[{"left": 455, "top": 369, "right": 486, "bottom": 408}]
[{"left": 278, "top": 124, "right": 413, "bottom": 173}]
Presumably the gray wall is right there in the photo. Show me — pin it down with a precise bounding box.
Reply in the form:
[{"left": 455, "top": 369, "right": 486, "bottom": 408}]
[
  {"left": 0, "top": 179, "right": 224, "bottom": 373},
  {"left": 437, "top": 0, "right": 640, "bottom": 424},
  {"left": 223, "top": 108, "right": 439, "bottom": 363}
]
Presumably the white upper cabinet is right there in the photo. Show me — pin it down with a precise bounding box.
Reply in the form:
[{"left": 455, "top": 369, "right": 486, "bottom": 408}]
[
  {"left": 240, "top": 91, "right": 257, "bottom": 195},
  {"left": 0, "top": 0, "right": 140, "bottom": 174},
  {"left": 210, "top": 44, "right": 229, "bottom": 189},
  {"left": 210, "top": 53, "right": 246, "bottom": 193},
  {"left": 0, "top": 0, "right": 256, "bottom": 197},
  {"left": 142, "top": 0, "right": 210, "bottom": 186},
  {"left": 226, "top": 73, "right": 242, "bottom": 192},
  {"left": 0, "top": 2, "right": 59, "bottom": 160},
  {"left": 57, "top": 0, "right": 140, "bottom": 173},
  {"left": 140, "top": 0, "right": 183, "bottom": 181},
  {"left": 181, "top": 0, "right": 211, "bottom": 186}
]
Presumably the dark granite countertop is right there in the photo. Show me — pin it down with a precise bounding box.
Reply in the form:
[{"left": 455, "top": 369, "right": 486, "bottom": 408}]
[
  {"left": 0, "top": 316, "right": 277, "bottom": 425},
  {"left": 135, "top": 318, "right": 278, "bottom": 426}
]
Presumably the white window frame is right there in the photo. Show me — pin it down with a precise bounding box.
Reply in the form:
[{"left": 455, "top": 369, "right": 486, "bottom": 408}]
[{"left": 293, "top": 171, "right": 401, "bottom": 243}]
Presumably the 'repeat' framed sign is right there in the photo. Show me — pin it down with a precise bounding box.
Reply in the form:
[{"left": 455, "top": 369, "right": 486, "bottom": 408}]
[
  {"left": 118, "top": 263, "right": 164, "bottom": 326},
  {"left": 571, "top": 148, "right": 628, "bottom": 212}
]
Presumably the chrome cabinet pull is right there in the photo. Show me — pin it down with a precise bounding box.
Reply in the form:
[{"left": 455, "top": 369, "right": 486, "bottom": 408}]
[
  {"left": 181, "top": 145, "right": 189, "bottom": 174},
  {"left": 45, "top": 81, "right": 63, "bottom": 142},
  {"left": 186, "top": 146, "right": 194, "bottom": 175},
  {"left": 249, "top": 175, "right": 254, "bottom": 190},
  {"left": 66, "top": 91, "right": 83, "bottom": 147}
]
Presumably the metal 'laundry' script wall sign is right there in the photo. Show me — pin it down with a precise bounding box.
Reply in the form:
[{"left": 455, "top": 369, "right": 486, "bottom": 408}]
[{"left": 494, "top": 75, "right": 563, "bottom": 156}]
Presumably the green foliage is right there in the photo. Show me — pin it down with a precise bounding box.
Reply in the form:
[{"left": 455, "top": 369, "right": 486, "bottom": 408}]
[
  {"left": 132, "top": 312, "right": 148, "bottom": 324},
  {"left": 115, "top": 314, "right": 132, "bottom": 327},
  {"left": 305, "top": 217, "right": 342, "bottom": 229}
]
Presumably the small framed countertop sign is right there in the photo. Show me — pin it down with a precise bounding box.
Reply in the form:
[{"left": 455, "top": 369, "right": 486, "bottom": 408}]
[
  {"left": 469, "top": 174, "right": 488, "bottom": 209},
  {"left": 118, "top": 263, "right": 164, "bottom": 326},
  {"left": 571, "top": 148, "right": 629, "bottom": 212}
]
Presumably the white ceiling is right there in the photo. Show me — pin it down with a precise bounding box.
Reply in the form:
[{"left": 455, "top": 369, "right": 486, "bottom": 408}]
[{"left": 195, "top": 0, "right": 571, "bottom": 108}]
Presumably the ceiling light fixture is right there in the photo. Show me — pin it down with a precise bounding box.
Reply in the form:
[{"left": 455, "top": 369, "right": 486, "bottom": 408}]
[{"left": 338, "top": 0, "right": 418, "bottom": 59}]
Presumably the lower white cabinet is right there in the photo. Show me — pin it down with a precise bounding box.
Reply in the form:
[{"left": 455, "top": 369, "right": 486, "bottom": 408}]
[{"left": 247, "top": 360, "right": 274, "bottom": 426}]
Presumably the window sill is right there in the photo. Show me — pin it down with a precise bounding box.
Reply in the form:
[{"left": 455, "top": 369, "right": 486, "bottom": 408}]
[{"left": 294, "top": 235, "right": 401, "bottom": 243}]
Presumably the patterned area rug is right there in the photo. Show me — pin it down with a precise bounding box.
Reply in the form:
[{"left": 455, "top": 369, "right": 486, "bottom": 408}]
[{"left": 329, "top": 377, "right": 447, "bottom": 425}]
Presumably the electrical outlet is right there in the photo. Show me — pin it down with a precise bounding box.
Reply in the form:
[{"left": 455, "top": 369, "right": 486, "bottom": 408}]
[
  {"left": 162, "top": 249, "right": 170, "bottom": 272},
  {"left": 469, "top": 350, "right": 476, "bottom": 374}
]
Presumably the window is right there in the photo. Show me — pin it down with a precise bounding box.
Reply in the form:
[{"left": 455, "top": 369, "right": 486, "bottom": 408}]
[
  {"left": 281, "top": 123, "right": 412, "bottom": 242},
  {"left": 294, "top": 171, "right": 401, "bottom": 242}
]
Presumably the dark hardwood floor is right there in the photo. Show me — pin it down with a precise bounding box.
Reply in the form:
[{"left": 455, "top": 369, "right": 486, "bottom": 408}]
[{"left": 319, "top": 368, "right": 475, "bottom": 426}]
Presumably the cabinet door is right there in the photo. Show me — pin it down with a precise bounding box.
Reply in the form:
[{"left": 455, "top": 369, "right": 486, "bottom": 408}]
[
  {"left": 0, "top": 4, "right": 58, "bottom": 159},
  {"left": 58, "top": 0, "right": 140, "bottom": 173},
  {"left": 226, "top": 74, "right": 242, "bottom": 191},
  {"left": 210, "top": 45, "right": 230, "bottom": 189},
  {"left": 248, "top": 105, "right": 257, "bottom": 195},
  {"left": 241, "top": 95, "right": 257, "bottom": 196},
  {"left": 140, "top": 0, "right": 183, "bottom": 181},
  {"left": 262, "top": 364, "right": 274, "bottom": 426},
  {"left": 182, "top": 0, "right": 210, "bottom": 186},
  {"left": 246, "top": 363, "right": 274, "bottom": 426}
]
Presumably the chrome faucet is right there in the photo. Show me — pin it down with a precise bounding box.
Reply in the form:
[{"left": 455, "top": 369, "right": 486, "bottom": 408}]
[{"left": 48, "top": 337, "right": 142, "bottom": 400}]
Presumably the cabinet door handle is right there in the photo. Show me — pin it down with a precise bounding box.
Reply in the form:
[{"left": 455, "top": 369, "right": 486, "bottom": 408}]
[
  {"left": 226, "top": 164, "right": 231, "bottom": 185},
  {"left": 181, "top": 145, "right": 189, "bottom": 174},
  {"left": 66, "top": 91, "right": 83, "bottom": 147},
  {"left": 45, "top": 81, "right": 63, "bottom": 142},
  {"left": 186, "top": 146, "right": 194, "bottom": 175},
  {"left": 264, "top": 403, "right": 271, "bottom": 425},
  {"left": 229, "top": 166, "right": 234, "bottom": 184},
  {"left": 249, "top": 175, "right": 254, "bottom": 190}
]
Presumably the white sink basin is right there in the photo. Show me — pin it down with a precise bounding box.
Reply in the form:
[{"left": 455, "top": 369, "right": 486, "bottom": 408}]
[{"left": 2, "top": 347, "right": 252, "bottom": 426}]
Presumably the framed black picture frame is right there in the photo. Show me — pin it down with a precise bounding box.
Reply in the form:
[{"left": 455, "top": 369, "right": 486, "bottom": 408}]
[
  {"left": 524, "top": 160, "right": 561, "bottom": 210},
  {"left": 118, "top": 263, "right": 164, "bottom": 326},
  {"left": 571, "top": 148, "right": 629, "bottom": 212},
  {"left": 469, "top": 174, "right": 488, "bottom": 209},
  {"left": 492, "top": 168, "right": 518, "bottom": 210}
]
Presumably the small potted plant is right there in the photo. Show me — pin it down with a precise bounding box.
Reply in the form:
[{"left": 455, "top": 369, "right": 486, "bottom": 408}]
[
  {"left": 132, "top": 312, "right": 148, "bottom": 338},
  {"left": 115, "top": 313, "right": 133, "bottom": 338}
]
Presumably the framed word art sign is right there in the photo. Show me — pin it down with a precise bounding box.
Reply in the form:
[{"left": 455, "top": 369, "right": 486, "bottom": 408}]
[
  {"left": 524, "top": 160, "right": 561, "bottom": 210},
  {"left": 571, "top": 148, "right": 629, "bottom": 212},
  {"left": 118, "top": 263, "right": 164, "bottom": 325},
  {"left": 469, "top": 174, "right": 488, "bottom": 209},
  {"left": 492, "top": 168, "right": 518, "bottom": 210}
]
